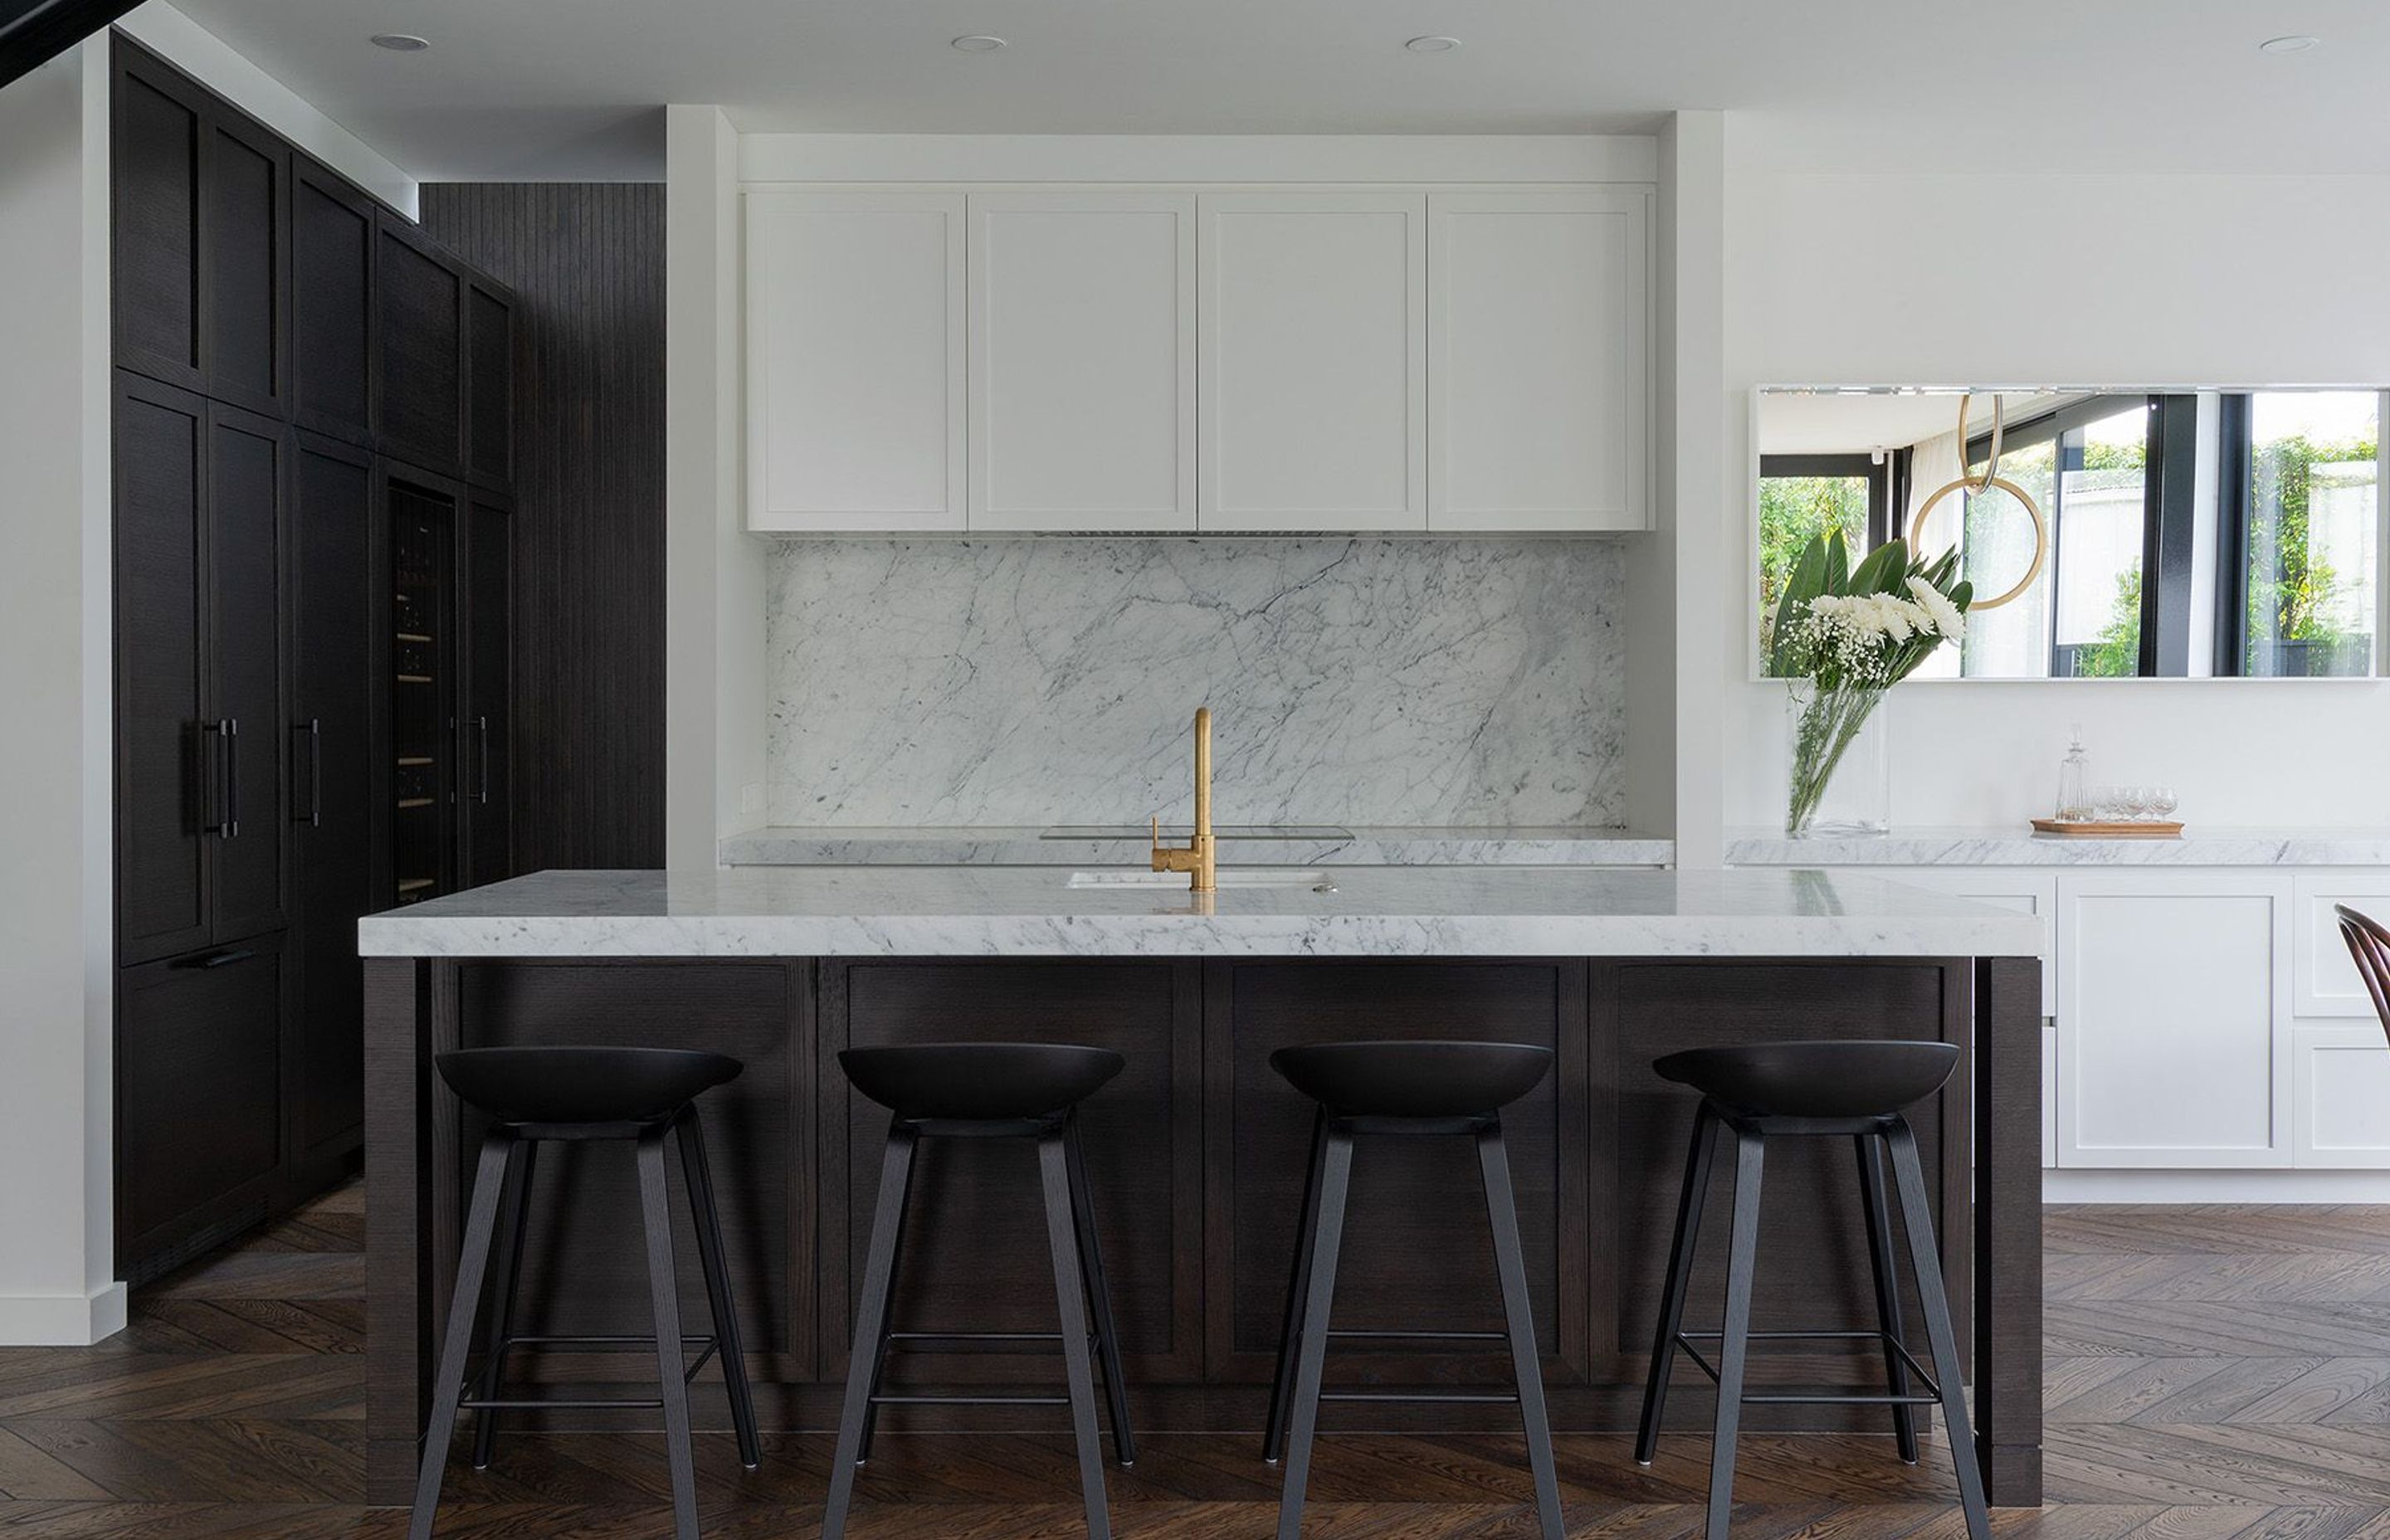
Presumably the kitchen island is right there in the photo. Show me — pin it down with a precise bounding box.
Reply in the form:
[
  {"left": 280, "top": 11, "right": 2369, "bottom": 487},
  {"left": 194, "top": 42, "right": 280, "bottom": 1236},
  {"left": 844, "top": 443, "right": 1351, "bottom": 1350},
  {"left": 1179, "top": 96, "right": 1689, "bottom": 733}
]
[{"left": 360, "top": 867, "right": 2043, "bottom": 1506}]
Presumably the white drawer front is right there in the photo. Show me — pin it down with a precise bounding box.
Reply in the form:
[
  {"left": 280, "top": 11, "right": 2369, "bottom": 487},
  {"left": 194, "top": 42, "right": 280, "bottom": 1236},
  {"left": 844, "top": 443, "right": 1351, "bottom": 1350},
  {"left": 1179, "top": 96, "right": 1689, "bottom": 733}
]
[
  {"left": 2295, "top": 1024, "right": 2390, "bottom": 1167},
  {"left": 2292, "top": 874, "right": 2390, "bottom": 1019}
]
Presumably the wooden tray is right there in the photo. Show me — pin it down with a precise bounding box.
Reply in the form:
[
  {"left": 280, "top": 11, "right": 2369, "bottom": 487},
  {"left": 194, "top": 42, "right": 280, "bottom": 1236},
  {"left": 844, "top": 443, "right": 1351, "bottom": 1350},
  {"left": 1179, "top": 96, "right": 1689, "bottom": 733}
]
[{"left": 2031, "top": 818, "right": 2184, "bottom": 838}]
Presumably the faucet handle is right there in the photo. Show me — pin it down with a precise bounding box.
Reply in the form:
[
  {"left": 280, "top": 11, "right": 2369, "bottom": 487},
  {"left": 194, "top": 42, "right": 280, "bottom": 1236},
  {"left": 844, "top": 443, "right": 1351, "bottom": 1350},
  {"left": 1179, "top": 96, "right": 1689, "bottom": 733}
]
[{"left": 1151, "top": 815, "right": 1162, "bottom": 848}]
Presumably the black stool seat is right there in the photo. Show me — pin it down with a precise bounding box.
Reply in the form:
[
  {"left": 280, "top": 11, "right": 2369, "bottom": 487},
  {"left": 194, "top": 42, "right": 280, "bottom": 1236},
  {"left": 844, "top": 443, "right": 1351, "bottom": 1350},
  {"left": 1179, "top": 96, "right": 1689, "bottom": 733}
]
[
  {"left": 436, "top": 1046, "right": 742, "bottom": 1126},
  {"left": 1652, "top": 1040, "right": 1957, "bottom": 1120},
  {"left": 1268, "top": 1040, "right": 1551, "bottom": 1118},
  {"left": 839, "top": 1042, "right": 1124, "bottom": 1122}
]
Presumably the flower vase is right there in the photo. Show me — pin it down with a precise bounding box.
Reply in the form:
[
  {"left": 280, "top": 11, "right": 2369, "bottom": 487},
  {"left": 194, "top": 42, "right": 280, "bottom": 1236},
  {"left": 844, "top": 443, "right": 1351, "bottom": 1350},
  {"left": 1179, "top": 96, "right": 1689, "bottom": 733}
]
[{"left": 1785, "top": 679, "right": 1890, "bottom": 837}]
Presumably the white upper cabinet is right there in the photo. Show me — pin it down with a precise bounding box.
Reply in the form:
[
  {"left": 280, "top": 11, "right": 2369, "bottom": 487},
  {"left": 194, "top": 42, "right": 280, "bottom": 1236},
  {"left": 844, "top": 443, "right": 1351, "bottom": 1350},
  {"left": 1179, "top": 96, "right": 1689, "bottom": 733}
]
[
  {"left": 1428, "top": 191, "right": 1650, "bottom": 532},
  {"left": 1197, "top": 193, "right": 1427, "bottom": 533},
  {"left": 747, "top": 192, "right": 966, "bottom": 532},
  {"left": 741, "top": 181, "right": 1653, "bottom": 535},
  {"left": 969, "top": 194, "right": 1195, "bottom": 532}
]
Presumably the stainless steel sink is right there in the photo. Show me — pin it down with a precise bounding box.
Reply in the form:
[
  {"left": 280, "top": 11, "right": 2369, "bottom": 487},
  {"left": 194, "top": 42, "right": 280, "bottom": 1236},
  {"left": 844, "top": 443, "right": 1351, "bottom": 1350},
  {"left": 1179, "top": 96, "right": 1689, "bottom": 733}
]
[
  {"left": 1065, "top": 869, "right": 1332, "bottom": 889},
  {"left": 1041, "top": 825, "right": 1354, "bottom": 841}
]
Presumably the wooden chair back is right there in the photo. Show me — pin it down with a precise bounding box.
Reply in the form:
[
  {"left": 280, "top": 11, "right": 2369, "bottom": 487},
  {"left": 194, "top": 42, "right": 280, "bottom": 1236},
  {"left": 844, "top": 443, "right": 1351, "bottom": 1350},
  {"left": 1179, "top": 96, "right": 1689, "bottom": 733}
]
[{"left": 2336, "top": 904, "right": 2390, "bottom": 1041}]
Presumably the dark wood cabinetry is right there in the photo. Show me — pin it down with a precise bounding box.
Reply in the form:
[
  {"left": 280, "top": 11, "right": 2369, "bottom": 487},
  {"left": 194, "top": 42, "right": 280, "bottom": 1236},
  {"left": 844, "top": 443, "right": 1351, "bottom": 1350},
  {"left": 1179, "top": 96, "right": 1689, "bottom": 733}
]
[
  {"left": 373, "top": 217, "right": 463, "bottom": 474},
  {"left": 110, "top": 33, "right": 516, "bottom": 1279},
  {"left": 118, "top": 937, "right": 290, "bottom": 1263},
  {"left": 291, "top": 160, "right": 375, "bottom": 441}
]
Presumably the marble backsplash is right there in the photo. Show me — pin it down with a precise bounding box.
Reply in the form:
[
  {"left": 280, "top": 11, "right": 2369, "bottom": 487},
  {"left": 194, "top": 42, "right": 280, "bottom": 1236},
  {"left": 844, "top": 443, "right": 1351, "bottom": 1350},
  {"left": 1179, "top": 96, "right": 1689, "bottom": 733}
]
[{"left": 763, "top": 538, "right": 1625, "bottom": 828}]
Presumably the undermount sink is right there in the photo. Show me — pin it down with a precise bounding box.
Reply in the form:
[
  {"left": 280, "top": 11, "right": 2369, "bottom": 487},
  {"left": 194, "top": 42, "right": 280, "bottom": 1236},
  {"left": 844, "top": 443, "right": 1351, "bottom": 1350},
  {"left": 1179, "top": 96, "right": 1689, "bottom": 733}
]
[{"left": 1065, "top": 869, "right": 1332, "bottom": 889}]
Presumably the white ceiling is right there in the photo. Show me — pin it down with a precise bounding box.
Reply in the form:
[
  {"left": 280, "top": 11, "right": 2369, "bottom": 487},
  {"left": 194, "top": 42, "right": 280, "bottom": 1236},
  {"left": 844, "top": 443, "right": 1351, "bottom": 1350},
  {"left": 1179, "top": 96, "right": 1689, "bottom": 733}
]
[{"left": 159, "top": 0, "right": 2390, "bottom": 183}]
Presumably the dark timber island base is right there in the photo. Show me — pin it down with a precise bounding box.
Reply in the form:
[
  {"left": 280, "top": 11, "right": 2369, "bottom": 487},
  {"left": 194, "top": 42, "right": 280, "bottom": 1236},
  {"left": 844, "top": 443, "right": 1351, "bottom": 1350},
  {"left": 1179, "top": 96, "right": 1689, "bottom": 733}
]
[{"left": 365, "top": 952, "right": 2042, "bottom": 1508}]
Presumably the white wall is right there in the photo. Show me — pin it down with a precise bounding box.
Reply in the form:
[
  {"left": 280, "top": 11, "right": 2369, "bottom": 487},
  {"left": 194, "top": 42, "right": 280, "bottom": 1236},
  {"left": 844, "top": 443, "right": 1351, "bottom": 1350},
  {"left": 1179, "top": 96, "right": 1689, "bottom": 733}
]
[
  {"left": 0, "top": 42, "right": 125, "bottom": 1345},
  {"left": 1720, "top": 149, "right": 2390, "bottom": 831}
]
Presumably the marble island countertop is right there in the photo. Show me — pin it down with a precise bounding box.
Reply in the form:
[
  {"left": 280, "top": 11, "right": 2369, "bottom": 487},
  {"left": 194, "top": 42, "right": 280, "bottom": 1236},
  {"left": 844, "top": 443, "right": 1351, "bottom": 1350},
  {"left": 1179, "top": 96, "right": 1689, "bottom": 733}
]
[
  {"left": 1726, "top": 825, "right": 2390, "bottom": 867},
  {"left": 356, "top": 866, "right": 2038, "bottom": 959},
  {"left": 716, "top": 825, "right": 1676, "bottom": 868}
]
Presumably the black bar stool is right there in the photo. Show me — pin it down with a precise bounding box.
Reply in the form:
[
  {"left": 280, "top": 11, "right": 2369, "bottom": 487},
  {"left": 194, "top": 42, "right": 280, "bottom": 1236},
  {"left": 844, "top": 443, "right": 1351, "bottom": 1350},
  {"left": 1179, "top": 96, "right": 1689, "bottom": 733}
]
[
  {"left": 1264, "top": 1040, "right": 1563, "bottom": 1540},
  {"left": 1634, "top": 1039, "right": 1989, "bottom": 1540},
  {"left": 825, "top": 1042, "right": 1135, "bottom": 1540},
  {"left": 411, "top": 1045, "right": 761, "bottom": 1540}
]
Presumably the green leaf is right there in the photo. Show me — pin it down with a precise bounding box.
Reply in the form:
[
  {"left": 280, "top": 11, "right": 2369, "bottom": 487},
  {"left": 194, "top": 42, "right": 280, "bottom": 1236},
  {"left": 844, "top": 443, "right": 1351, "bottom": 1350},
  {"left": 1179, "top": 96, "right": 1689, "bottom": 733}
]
[
  {"left": 1847, "top": 538, "right": 1907, "bottom": 596},
  {"left": 1768, "top": 534, "right": 1828, "bottom": 676},
  {"left": 1821, "top": 529, "right": 1848, "bottom": 596}
]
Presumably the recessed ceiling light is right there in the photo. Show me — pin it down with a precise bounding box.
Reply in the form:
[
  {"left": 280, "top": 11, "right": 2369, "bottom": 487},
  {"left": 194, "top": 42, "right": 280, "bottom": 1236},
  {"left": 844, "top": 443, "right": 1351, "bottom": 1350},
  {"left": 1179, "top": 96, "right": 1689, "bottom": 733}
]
[
  {"left": 1405, "top": 35, "right": 1461, "bottom": 53},
  {"left": 951, "top": 34, "right": 1007, "bottom": 52},
  {"left": 369, "top": 32, "right": 429, "bottom": 51},
  {"left": 2258, "top": 34, "right": 2319, "bottom": 53}
]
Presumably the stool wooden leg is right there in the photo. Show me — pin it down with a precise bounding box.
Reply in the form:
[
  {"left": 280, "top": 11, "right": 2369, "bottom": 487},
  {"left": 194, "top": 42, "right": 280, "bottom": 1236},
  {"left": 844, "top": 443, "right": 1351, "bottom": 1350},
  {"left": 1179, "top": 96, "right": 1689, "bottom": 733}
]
[
  {"left": 408, "top": 1130, "right": 514, "bottom": 1540},
  {"left": 1705, "top": 1125, "right": 1766, "bottom": 1540},
  {"left": 825, "top": 1127, "right": 918, "bottom": 1540},
  {"left": 470, "top": 1138, "right": 536, "bottom": 1471},
  {"left": 677, "top": 1106, "right": 762, "bottom": 1470},
  {"left": 1636, "top": 1101, "right": 1717, "bottom": 1464},
  {"left": 854, "top": 1129, "right": 915, "bottom": 1466},
  {"left": 1274, "top": 1124, "right": 1353, "bottom": 1540},
  {"left": 1478, "top": 1119, "right": 1564, "bottom": 1540},
  {"left": 1855, "top": 1132, "right": 1920, "bottom": 1463},
  {"left": 1263, "top": 1108, "right": 1329, "bottom": 1463},
  {"left": 1065, "top": 1115, "right": 1138, "bottom": 1468},
  {"left": 636, "top": 1125, "right": 700, "bottom": 1540},
  {"left": 1038, "top": 1129, "right": 1113, "bottom": 1540},
  {"left": 1885, "top": 1120, "right": 1992, "bottom": 1540}
]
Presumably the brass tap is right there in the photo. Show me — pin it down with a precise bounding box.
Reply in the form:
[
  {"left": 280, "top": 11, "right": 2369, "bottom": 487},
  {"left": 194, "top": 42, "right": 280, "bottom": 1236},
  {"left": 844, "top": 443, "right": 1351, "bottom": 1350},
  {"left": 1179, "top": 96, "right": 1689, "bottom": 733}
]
[{"left": 1150, "top": 707, "right": 1217, "bottom": 894}]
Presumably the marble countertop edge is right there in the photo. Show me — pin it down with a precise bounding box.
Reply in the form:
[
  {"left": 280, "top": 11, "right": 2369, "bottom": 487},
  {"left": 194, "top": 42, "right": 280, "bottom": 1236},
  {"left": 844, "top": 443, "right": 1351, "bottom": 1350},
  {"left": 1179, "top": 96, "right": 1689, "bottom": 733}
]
[
  {"left": 1725, "top": 825, "right": 2390, "bottom": 866},
  {"left": 716, "top": 825, "right": 1679, "bottom": 868}
]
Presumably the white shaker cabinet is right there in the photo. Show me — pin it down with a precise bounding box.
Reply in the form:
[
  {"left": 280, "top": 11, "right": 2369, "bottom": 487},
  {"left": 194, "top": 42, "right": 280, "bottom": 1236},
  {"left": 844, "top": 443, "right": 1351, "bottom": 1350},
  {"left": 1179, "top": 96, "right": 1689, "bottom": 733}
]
[
  {"left": 1427, "top": 192, "right": 1651, "bottom": 532},
  {"left": 968, "top": 194, "right": 1195, "bottom": 532},
  {"left": 746, "top": 192, "right": 967, "bottom": 532},
  {"left": 2055, "top": 871, "right": 2294, "bottom": 1168},
  {"left": 1197, "top": 193, "right": 1427, "bottom": 532}
]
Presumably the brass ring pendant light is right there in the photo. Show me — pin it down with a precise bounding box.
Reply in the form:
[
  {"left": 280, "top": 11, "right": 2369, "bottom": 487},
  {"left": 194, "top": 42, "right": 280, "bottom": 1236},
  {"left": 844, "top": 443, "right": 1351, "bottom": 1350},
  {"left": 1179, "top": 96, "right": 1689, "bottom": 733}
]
[{"left": 1905, "top": 392, "right": 2051, "bottom": 612}]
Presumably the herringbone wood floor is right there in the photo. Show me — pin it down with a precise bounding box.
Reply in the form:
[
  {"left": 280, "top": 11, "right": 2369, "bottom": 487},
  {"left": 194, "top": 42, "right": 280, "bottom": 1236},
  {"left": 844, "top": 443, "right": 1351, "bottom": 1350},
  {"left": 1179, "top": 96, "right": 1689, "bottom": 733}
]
[{"left": 6, "top": 1190, "right": 2390, "bottom": 1536}]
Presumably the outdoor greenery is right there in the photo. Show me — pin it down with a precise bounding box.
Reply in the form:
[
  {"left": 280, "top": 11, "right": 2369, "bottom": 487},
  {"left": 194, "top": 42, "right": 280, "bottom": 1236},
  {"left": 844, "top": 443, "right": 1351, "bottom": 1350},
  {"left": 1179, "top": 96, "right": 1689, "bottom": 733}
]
[
  {"left": 2248, "top": 431, "right": 2377, "bottom": 670},
  {"left": 1758, "top": 475, "right": 1870, "bottom": 624}
]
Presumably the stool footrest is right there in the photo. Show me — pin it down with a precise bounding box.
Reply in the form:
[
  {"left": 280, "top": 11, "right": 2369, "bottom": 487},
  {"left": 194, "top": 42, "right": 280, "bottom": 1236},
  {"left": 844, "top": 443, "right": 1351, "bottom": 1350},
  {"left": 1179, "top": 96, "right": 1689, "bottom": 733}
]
[
  {"left": 1326, "top": 1328, "right": 1507, "bottom": 1343},
  {"left": 497, "top": 1333, "right": 716, "bottom": 1351},
  {"left": 1317, "top": 1391, "right": 1522, "bottom": 1405},
  {"left": 867, "top": 1392, "right": 1072, "bottom": 1407},
  {"left": 1671, "top": 1329, "right": 1942, "bottom": 1401},
  {"left": 459, "top": 1395, "right": 667, "bottom": 1411}
]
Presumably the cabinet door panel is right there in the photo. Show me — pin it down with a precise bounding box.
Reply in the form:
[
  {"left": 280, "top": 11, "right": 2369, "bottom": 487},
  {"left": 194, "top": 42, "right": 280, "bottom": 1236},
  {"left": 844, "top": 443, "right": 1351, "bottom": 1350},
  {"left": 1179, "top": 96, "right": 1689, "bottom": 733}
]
[
  {"left": 290, "top": 437, "right": 375, "bottom": 1156},
  {"left": 1428, "top": 192, "right": 1648, "bottom": 532},
  {"left": 204, "top": 117, "right": 285, "bottom": 413},
  {"left": 2057, "top": 873, "right": 2292, "bottom": 1167},
  {"left": 114, "top": 375, "right": 211, "bottom": 963},
  {"left": 1198, "top": 193, "right": 1425, "bottom": 531},
  {"left": 117, "top": 938, "right": 285, "bottom": 1258},
  {"left": 2295, "top": 1025, "right": 2390, "bottom": 1167},
  {"left": 112, "top": 56, "right": 203, "bottom": 387},
  {"left": 968, "top": 194, "right": 1194, "bottom": 531},
  {"left": 466, "top": 281, "right": 514, "bottom": 486},
  {"left": 747, "top": 192, "right": 965, "bottom": 531},
  {"left": 207, "top": 406, "right": 286, "bottom": 941},
  {"left": 462, "top": 498, "right": 513, "bottom": 889},
  {"left": 376, "top": 219, "right": 464, "bottom": 472},
  {"left": 292, "top": 162, "right": 374, "bottom": 439},
  {"left": 2292, "top": 874, "right": 2390, "bottom": 1018}
]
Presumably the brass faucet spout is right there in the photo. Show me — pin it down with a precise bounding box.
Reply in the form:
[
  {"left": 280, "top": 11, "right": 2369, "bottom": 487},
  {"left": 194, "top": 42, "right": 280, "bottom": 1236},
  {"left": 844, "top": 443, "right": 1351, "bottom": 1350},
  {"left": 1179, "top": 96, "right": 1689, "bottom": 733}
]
[{"left": 1150, "top": 707, "right": 1217, "bottom": 894}]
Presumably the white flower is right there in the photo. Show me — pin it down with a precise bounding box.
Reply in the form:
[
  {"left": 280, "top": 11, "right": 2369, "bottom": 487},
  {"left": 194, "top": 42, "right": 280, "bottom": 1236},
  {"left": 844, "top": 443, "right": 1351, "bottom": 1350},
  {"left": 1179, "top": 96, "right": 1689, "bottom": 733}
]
[{"left": 1906, "top": 576, "right": 1965, "bottom": 639}]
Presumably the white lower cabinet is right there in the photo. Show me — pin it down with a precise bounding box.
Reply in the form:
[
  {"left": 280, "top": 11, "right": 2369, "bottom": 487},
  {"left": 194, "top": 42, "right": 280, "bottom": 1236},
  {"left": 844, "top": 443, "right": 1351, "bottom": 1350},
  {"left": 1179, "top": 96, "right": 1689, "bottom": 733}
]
[
  {"left": 2056, "top": 871, "right": 2294, "bottom": 1169},
  {"left": 2293, "top": 1024, "right": 2390, "bottom": 1166}
]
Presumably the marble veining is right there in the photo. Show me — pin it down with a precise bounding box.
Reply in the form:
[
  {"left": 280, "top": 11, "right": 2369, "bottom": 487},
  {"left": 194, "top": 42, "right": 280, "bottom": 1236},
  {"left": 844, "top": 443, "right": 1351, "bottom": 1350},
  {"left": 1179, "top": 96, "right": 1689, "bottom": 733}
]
[
  {"left": 764, "top": 538, "right": 1624, "bottom": 827},
  {"left": 1726, "top": 826, "right": 2390, "bottom": 867},
  {"left": 356, "top": 867, "right": 2041, "bottom": 960}
]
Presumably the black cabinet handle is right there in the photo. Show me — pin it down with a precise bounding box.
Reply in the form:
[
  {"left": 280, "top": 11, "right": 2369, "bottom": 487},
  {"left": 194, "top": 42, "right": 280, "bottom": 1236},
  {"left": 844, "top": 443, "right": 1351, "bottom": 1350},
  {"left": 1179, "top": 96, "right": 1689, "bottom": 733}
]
[
  {"left": 476, "top": 714, "right": 490, "bottom": 805},
  {"left": 173, "top": 947, "right": 255, "bottom": 970},
  {"left": 222, "top": 717, "right": 240, "bottom": 839},
  {"left": 202, "top": 719, "right": 237, "bottom": 838},
  {"left": 295, "top": 718, "right": 322, "bottom": 828}
]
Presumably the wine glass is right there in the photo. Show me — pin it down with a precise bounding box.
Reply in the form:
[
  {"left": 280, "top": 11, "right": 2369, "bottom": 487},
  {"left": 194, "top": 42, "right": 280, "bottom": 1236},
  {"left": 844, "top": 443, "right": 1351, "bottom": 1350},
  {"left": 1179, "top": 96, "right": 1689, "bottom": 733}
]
[
  {"left": 2149, "top": 786, "right": 2179, "bottom": 822},
  {"left": 2090, "top": 786, "right": 2121, "bottom": 821}
]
